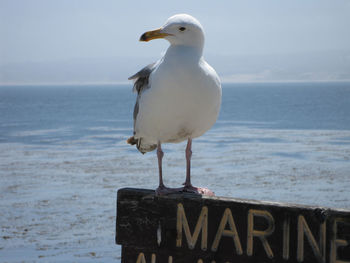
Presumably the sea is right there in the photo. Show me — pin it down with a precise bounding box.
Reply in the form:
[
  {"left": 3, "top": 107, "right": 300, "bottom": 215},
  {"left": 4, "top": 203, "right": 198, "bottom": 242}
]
[{"left": 0, "top": 82, "right": 350, "bottom": 262}]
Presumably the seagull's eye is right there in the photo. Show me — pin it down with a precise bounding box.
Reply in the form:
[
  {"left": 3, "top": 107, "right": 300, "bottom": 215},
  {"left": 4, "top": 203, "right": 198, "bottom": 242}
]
[{"left": 179, "top": 27, "right": 186, "bottom": 32}]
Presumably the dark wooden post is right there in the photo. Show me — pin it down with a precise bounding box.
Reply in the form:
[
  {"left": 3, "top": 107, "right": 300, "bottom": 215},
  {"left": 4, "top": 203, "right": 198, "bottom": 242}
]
[{"left": 116, "top": 188, "right": 350, "bottom": 263}]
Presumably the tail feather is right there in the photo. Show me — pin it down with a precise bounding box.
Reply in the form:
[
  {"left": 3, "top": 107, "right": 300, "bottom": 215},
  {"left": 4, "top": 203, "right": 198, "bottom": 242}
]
[
  {"left": 127, "top": 136, "right": 157, "bottom": 154},
  {"left": 126, "top": 136, "right": 137, "bottom": 145}
]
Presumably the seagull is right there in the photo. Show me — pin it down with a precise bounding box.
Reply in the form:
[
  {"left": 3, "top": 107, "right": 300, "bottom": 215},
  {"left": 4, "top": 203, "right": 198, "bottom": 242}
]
[{"left": 127, "top": 14, "right": 221, "bottom": 196}]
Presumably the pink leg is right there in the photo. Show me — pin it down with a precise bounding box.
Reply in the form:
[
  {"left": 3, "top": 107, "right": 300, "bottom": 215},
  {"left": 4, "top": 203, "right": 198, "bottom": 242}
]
[
  {"left": 184, "top": 138, "right": 192, "bottom": 187},
  {"left": 183, "top": 138, "right": 215, "bottom": 196},
  {"left": 155, "top": 141, "right": 182, "bottom": 196},
  {"left": 157, "top": 141, "right": 165, "bottom": 188}
]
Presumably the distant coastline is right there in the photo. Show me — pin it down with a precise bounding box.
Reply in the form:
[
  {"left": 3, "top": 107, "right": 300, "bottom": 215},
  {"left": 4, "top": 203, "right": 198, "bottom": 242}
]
[{"left": 1, "top": 80, "right": 350, "bottom": 87}]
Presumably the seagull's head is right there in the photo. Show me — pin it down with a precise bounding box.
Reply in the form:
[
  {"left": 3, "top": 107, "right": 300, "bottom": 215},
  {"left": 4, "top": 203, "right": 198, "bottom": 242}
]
[{"left": 140, "top": 14, "right": 205, "bottom": 50}]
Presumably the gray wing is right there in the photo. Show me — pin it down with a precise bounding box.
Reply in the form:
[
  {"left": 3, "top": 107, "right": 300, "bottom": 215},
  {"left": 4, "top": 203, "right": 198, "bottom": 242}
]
[
  {"left": 128, "top": 62, "right": 156, "bottom": 125},
  {"left": 126, "top": 63, "right": 157, "bottom": 154},
  {"left": 128, "top": 62, "right": 156, "bottom": 94}
]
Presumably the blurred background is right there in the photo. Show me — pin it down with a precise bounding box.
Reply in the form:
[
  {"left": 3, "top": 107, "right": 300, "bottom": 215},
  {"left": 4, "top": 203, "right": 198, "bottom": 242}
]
[
  {"left": 1, "top": 1, "right": 350, "bottom": 262},
  {"left": 1, "top": 0, "right": 350, "bottom": 85}
]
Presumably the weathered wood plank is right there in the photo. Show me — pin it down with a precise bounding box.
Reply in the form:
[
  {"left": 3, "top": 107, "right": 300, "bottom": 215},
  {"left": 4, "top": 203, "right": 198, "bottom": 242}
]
[{"left": 116, "top": 188, "right": 350, "bottom": 263}]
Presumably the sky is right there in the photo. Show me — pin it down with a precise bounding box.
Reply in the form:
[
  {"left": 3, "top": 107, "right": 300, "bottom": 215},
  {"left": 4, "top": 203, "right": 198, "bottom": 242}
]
[{"left": 1, "top": 0, "right": 350, "bottom": 84}]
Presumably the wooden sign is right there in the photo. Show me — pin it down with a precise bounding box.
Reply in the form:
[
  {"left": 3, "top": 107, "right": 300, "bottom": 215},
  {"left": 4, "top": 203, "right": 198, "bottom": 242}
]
[{"left": 116, "top": 188, "right": 350, "bottom": 263}]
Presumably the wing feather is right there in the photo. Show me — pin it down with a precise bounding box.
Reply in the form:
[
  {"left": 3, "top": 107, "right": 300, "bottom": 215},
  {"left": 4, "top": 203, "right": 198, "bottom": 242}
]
[{"left": 127, "top": 63, "right": 157, "bottom": 154}]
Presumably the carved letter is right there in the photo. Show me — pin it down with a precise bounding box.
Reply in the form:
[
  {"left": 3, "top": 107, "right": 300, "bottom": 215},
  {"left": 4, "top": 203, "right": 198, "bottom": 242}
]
[
  {"left": 330, "top": 218, "right": 350, "bottom": 263},
  {"left": 136, "top": 253, "right": 147, "bottom": 263},
  {"left": 211, "top": 208, "right": 243, "bottom": 254},
  {"left": 297, "top": 215, "right": 326, "bottom": 263},
  {"left": 283, "top": 216, "right": 291, "bottom": 260},
  {"left": 247, "top": 209, "right": 275, "bottom": 258},
  {"left": 176, "top": 203, "right": 208, "bottom": 250}
]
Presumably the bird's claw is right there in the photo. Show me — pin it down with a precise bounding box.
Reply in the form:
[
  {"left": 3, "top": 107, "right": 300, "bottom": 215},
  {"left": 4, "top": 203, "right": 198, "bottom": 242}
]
[
  {"left": 182, "top": 185, "right": 215, "bottom": 196},
  {"left": 155, "top": 185, "right": 183, "bottom": 196}
]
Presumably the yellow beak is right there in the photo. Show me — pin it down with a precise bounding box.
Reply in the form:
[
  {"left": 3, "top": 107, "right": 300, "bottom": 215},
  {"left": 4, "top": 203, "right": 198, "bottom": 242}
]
[{"left": 139, "top": 28, "right": 172, "bottom": 42}]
